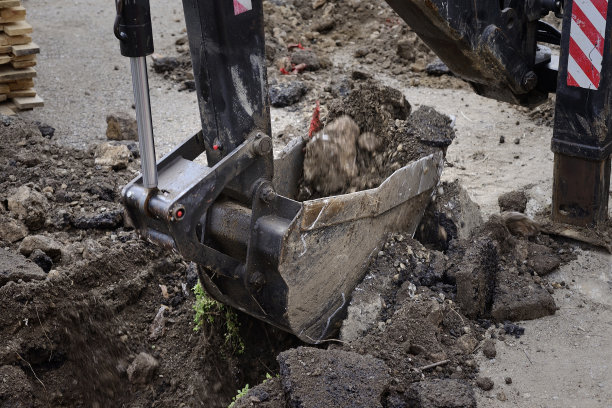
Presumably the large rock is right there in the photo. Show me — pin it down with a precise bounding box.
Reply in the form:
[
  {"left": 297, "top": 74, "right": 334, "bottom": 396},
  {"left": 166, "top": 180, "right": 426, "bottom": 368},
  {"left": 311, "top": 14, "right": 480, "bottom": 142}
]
[
  {"left": 94, "top": 143, "right": 131, "bottom": 170},
  {"left": 127, "top": 352, "right": 159, "bottom": 385},
  {"left": 7, "top": 185, "right": 49, "bottom": 231},
  {"left": 106, "top": 112, "right": 138, "bottom": 141},
  {"left": 0, "top": 215, "right": 27, "bottom": 243},
  {"left": 0, "top": 248, "right": 46, "bottom": 286},
  {"left": 407, "top": 379, "right": 476, "bottom": 408},
  {"left": 278, "top": 347, "right": 390, "bottom": 408},
  {"left": 304, "top": 116, "right": 359, "bottom": 194},
  {"left": 19, "top": 235, "right": 63, "bottom": 263}
]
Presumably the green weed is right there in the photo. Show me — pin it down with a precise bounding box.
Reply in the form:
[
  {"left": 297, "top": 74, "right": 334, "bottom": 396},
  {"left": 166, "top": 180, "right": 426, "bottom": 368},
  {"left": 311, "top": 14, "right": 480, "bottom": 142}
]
[{"left": 193, "top": 281, "right": 245, "bottom": 355}]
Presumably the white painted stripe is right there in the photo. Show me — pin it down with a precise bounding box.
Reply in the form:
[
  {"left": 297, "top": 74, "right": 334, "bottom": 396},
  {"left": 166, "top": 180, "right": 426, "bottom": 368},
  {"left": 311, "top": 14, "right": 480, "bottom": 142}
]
[
  {"left": 568, "top": 54, "right": 597, "bottom": 89},
  {"left": 237, "top": 0, "right": 252, "bottom": 10},
  {"left": 574, "top": 0, "right": 608, "bottom": 38},
  {"left": 570, "top": 18, "right": 604, "bottom": 71}
]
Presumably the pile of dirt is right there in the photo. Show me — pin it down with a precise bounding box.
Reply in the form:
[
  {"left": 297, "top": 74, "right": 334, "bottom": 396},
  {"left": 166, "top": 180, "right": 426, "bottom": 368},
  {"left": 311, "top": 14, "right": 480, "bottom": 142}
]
[
  {"left": 232, "top": 184, "right": 579, "bottom": 407},
  {"left": 152, "top": 0, "right": 468, "bottom": 149},
  {"left": 0, "top": 116, "right": 298, "bottom": 407},
  {"left": 300, "top": 79, "right": 454, "bottom": 198}
]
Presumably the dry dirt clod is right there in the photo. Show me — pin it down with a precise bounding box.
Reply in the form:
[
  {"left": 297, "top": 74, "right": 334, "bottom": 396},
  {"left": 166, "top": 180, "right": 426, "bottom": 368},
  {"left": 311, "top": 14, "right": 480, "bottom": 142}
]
[
  {"left": 482, "top": 339, "right": 497, "bottom": 359},
  {"left": 476, "top": 376, "right": 494, "bottom": 391},
  {"left": 0, "top": 247, "right": 47, "bottom": 286},
  {"left": 277, "top": 347, "right": 390, "bottom": 408},
  {"left": 127, "top": 352, "right": 159, "bottom": 385},
  {"left": 106, "top": 112, "right": 138, "bottom": 141},
  {"left": 406, "top": 379, "right": 476, "bottom": 408},
  {"left": 498, "top": 190, "right": 528, "bottom": 213}
]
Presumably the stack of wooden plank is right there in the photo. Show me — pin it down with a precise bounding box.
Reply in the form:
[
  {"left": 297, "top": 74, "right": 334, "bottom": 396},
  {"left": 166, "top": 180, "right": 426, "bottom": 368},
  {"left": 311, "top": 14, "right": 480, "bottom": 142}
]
[{"left": 0, "top": 0, "right": 42, "bottom": 115}]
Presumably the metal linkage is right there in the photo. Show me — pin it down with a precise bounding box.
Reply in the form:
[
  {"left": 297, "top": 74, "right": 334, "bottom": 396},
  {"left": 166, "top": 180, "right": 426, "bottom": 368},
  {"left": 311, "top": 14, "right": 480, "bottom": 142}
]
[{"left": 384, "top": 0, "right": 562, "bottom": 106}]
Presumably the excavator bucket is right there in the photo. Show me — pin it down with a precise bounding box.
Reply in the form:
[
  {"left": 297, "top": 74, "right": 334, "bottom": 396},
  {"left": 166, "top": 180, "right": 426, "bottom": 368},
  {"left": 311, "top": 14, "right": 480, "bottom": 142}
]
[
  {"left": 201, "top": 143, "right": 443, "bottom": 343},
  {"left": 123, "top": 134, "right": 443, "bottom": 343},
  {"left": 120, "top": 0, "right": 443, "bottom": 343}
]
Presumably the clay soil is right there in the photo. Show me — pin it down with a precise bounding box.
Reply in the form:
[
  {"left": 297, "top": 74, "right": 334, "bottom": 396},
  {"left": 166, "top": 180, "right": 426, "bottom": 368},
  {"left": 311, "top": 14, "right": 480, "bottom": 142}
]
[{"left": 2, "top": 0, "right": 611, "bottom": 407}]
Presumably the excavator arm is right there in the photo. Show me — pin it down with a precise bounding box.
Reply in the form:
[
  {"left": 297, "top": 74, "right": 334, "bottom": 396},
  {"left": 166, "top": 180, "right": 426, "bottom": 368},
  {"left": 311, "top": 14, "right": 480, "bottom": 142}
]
[{"left": 113, "top": 0, "right": 611, "bottom": 341}]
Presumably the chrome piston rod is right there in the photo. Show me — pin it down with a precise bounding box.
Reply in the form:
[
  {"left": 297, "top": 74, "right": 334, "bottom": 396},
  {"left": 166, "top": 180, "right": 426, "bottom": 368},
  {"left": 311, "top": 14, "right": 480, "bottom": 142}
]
[{"left": 130, "top": 56, "right": 158, "bottom": 189}]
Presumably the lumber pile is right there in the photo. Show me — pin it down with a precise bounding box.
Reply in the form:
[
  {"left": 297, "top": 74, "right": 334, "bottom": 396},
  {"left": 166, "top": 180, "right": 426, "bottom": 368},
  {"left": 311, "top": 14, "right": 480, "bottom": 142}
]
[{"left": 0, "top": 0, "right": 42, "bottom": 115}]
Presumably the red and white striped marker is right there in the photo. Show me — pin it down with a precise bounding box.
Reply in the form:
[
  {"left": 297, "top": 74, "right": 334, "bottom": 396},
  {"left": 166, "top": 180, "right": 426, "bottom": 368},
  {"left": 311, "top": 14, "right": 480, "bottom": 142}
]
[
  {"left": 567, "top": 0, "right": 609, "bottom": 89},
  {"left": 233, "top": 0, "right": 252, "bottom": 15}
]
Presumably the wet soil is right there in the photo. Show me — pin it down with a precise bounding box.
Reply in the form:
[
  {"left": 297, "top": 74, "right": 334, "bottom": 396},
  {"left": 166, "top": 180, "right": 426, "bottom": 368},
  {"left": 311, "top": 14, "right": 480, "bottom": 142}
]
[{"left": 0, "top": 117, "right": 298, "bottom": 407}]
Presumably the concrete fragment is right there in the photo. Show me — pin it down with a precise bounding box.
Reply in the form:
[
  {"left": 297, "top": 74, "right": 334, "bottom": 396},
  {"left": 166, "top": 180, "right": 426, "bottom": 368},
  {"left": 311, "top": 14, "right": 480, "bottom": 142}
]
[
  {"left": 0, "top": 247, "right": 46, "bottom": 286},
  {"left": 7, "top": 185, "right": 49, "bottom": 231},
  {"left": 304, "top": 116, "right": 359, "bottom": 194},
  {"left": 19, "top": 235, "right": 63, "bottom": 262},
  {"left": 94, "top": 143, "right": 131, "bottom": 170},
  {"left": 0, "top": 215, "right": 27, "bottom": 243},
  {"left": 456, "top": 238, "right": 498, "bottom": 318},
  {"left": 127, "top": 352, "right": 159, "bottom": 384},
  {"left": 312, "top": 0, "right": 326, "bottom": 9},
  {"left": 357, "top": 132, "right": 380, "bottom": 152},
  {"left": 149, "top": 305, "right": 168, "bottom": 341},
  {"left": 312, "top": 18, "right": 335, "bottom": 34},
  {"left": 278, "top": 347, "right": 390, "bottom": 408},
  {"left": 407, "top": 379, "right": 476, "bottom": 408},
  {"left": 106, "top": 112, "right": 138, "bottom": 141}
]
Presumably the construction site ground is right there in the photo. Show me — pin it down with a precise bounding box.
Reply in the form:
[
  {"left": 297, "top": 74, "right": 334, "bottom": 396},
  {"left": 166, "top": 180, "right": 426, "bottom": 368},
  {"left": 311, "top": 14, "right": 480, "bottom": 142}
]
[{"left": 0, "top": 0, "right": 610, "bottom": 407}]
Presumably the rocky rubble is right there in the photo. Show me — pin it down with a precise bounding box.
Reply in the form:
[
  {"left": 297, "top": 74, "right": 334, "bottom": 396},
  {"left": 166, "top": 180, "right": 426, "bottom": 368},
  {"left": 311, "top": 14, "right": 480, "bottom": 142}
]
[{"left": 233, "top": 183, "right": 577, "bottom": 407}]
